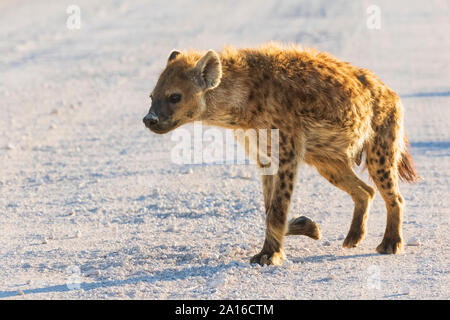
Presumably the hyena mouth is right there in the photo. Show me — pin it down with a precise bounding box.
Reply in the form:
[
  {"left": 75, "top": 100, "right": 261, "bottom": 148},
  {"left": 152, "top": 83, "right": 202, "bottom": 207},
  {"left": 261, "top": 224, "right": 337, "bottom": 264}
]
[{"left": 146, "top": 120, "right": 180, "bottom": 134}]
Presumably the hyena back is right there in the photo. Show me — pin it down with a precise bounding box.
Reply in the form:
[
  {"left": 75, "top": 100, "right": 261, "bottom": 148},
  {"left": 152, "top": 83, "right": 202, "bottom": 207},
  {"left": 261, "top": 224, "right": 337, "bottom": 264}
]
[{"left": 143, "top": 43, "right": 418, "bottom": 265}]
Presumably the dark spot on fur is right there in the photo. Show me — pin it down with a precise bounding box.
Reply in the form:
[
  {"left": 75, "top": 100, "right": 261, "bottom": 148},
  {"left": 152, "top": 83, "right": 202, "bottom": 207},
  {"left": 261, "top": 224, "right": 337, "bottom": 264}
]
[
  {"left": 379, "top": 156, "right": 385, "bottom": 165},
  {"left": 386, "top": 182, "right": 392, "bottom": 189},
  {"left": 273, "top": 118, "right": 282, "bottom": 128},
  {"left": 280, "top": 182, "right": 286, "bottom": 189},
  {"left": 357, "top": 74, "right": 367, "bottom": 86},
  {"left": 277, "top": 196, "right": 283, "bottom": 205},
  {"left": 288, "top": 172, "right": 294, "bottom": 180},
  {"left": 284, "top": 192, "right": 290, "bottom": 199},
  {"left": 186, "top": 111, "right": 194, "bottom": 119}
]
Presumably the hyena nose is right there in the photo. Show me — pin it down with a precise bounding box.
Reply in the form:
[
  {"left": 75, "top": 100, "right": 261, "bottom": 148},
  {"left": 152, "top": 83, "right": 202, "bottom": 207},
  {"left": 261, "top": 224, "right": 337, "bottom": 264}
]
[{"left": 143, "top": 112, "right": 159, "bottom": 127}]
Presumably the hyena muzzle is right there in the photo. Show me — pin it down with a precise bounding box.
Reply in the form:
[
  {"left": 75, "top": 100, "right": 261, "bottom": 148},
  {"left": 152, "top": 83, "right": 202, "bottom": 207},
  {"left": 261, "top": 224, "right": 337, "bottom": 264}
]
[{"left": 143, "top": 43, "right": 418, "bottom": 266}]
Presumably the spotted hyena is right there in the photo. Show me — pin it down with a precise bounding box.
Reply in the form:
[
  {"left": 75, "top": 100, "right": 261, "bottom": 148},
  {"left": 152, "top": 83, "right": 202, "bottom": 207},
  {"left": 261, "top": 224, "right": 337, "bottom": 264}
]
[{"left": 143, "top": 43, "right": 418, "bottom": 266}]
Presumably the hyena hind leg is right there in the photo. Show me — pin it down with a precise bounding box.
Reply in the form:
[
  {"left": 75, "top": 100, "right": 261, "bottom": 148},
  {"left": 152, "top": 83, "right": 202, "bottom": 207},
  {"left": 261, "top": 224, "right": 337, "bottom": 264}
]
[
  {"left": 367, "top": 144, "right": 405, "bottom": 254},
  {"left": 316, "top": 163, "right": 375, "bottom": 248}
]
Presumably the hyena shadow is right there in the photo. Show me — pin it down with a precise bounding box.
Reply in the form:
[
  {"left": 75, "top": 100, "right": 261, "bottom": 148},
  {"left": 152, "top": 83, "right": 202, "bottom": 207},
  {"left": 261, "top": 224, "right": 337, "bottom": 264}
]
[
  {"left": 291, "top": 253, "right": 379, "bottom": 264},
  {"left": 0, "top": 263, "right": 237, "bottom": 298}
]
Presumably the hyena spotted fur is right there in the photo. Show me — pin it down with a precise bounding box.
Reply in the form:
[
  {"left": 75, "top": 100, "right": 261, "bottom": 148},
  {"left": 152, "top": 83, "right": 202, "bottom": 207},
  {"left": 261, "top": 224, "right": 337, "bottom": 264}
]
[{"left": 143, "top": 43, "right": 419, "bottom": 266}]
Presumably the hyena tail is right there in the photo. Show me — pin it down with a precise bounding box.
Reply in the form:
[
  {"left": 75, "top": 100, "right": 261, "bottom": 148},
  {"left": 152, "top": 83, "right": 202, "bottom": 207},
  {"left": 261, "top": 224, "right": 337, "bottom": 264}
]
[
  {"left": 398, "top": 134, "right": 420, "bottom": 183},
  {"left": 285, "top": 216, "right": 321, "bottom": 240}
]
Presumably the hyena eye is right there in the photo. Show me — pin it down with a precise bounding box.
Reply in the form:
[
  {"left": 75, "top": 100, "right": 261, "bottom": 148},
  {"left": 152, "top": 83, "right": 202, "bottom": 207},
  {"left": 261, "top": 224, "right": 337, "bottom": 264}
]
[{"left": 168, "top": 93, "right": 182, "bottom": 104}]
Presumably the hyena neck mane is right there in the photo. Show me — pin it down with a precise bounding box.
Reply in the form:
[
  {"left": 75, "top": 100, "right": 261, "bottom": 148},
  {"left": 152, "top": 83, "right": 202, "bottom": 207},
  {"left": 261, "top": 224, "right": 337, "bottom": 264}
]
[{"left": 199, "top": 52, "right": 258, "bottom": 130}]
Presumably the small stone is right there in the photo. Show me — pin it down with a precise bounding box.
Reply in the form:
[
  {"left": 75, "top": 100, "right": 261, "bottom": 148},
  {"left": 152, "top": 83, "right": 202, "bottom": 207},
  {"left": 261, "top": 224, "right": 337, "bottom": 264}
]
[
  {"left": 407, "top": 237, "right": 420, "bottom": 246},
  {"left": 337, "top": 234, "right": 345, "bottom": 240},
  {"left": 5, "top": 144, "right": 15, "bottom": 150},
  {"left": 17, "top": 290, "right": 24, "bottom": 296},
  {"left": 50, "top": 109, "right": 59, "bottom": 115},
  {"left": 68, "top": 211, "right": 75, "bottom": 216},
  {"left": 237, "top": 168, "right": 252, "bottom": 179},
  {"left": 42, "top": 239, "right": 48, "bottom": 244},
  {"left": 85, "top": 269, "right": 99, "bottom": 277},
  {"left": 75, "top": 231, "right": 82, "bottom": 238},
  {"left": 283, "top": 259, "right": 294, "bottom": 268},
  {"left": 166, "top": 225, "right": 177, "bottom": 232},
  {"left": 400, "top": 286, "right": 410, "bottom": 295},
  {"left": 322, "top": 241, "right": 331, "bottom": 246}
]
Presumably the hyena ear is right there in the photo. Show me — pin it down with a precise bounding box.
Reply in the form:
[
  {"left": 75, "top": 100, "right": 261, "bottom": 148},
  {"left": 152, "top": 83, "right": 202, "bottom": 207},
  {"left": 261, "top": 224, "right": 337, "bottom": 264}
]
[
  {"left": 194, "top": 50, "right": 222, "bottom": 90},
  {"left": 167, "top": 50, "right": 181, "bottom": 63}
]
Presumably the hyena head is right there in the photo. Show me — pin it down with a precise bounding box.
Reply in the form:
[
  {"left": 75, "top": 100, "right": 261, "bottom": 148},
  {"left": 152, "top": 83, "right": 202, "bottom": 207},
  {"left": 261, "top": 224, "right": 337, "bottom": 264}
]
[{"left": 143, "top": 49, "right": 222, "bottom": 134}]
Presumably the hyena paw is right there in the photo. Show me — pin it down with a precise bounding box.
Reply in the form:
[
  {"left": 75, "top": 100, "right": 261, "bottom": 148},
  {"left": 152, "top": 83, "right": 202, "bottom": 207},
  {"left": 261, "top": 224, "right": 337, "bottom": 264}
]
[
  {"left": 286, "top": 216, "right": 321, "bottom": 240},
  {"left": 376, "top": 237, "right": 403, "bottom": 254},
  {"left": 342, "top": 230, "right": 365, "bottom": 248},
  {"left": 250, "top": 250, "right": 285, "bottom": 266}
]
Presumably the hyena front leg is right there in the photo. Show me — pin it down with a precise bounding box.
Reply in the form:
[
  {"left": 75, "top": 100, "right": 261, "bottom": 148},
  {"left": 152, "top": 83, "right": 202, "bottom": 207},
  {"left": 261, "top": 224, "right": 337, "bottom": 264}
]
[
  {"left": 262, "top": 175, "right": 274, "bottom": 212},
  {"left": 251, "top": 158, "right": 298, "bottom": 266}
]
